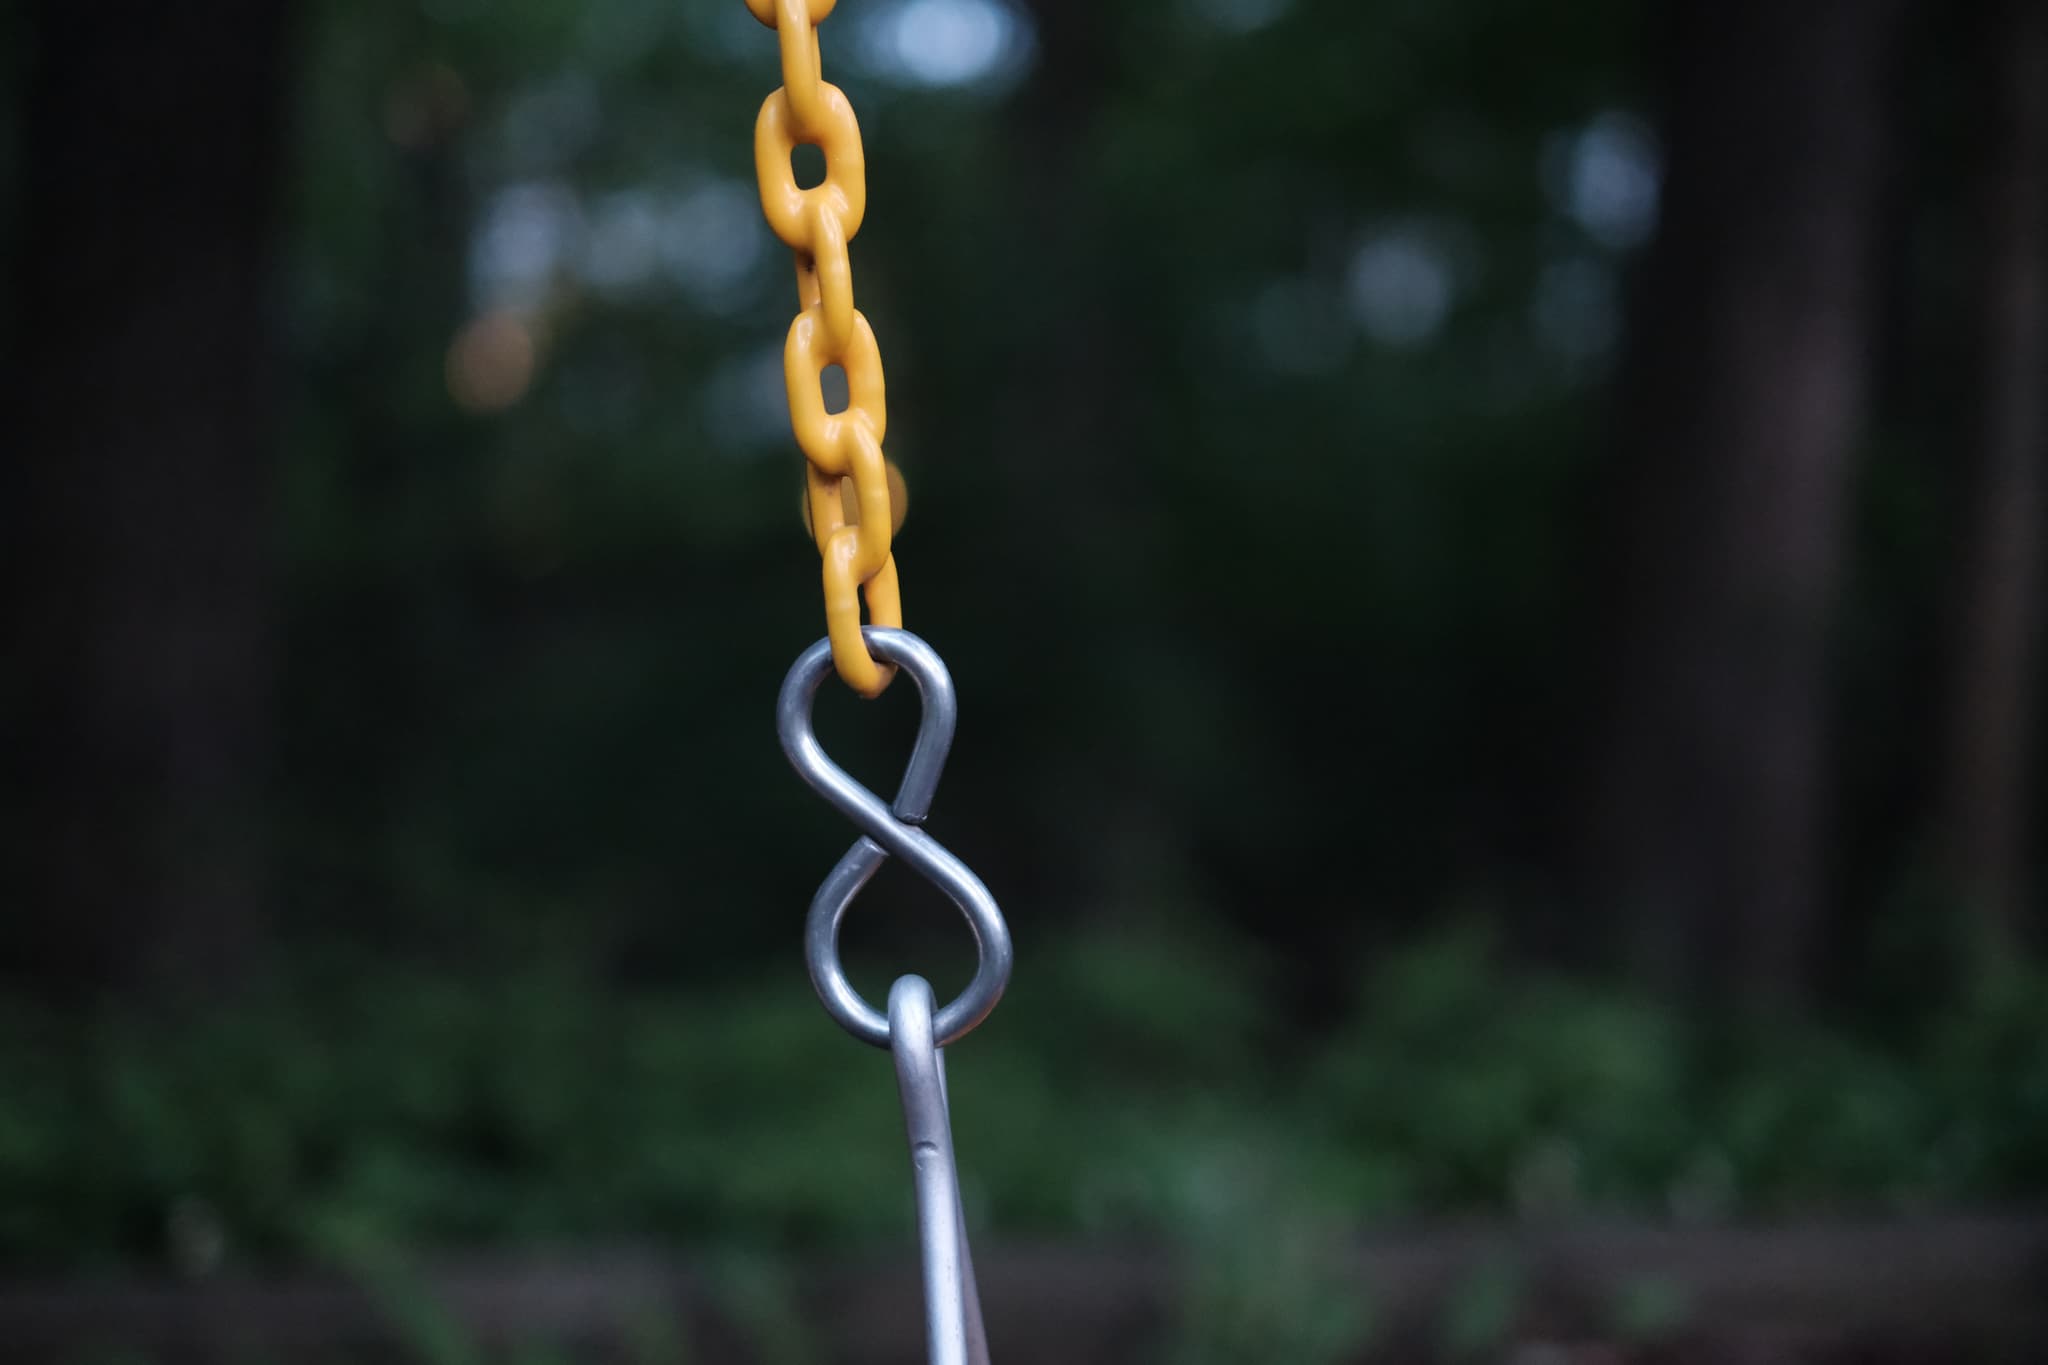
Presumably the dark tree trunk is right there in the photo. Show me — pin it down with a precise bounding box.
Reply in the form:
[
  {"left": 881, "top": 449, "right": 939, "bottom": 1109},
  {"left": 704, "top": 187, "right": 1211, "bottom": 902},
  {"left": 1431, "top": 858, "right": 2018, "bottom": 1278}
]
[
  {"left": 1586, "top": 0, "right": 1906, "bottom": 1006},
  {"left": 975, "top": 0, "right": 1166, "bottom": 909},
  {"left": 2, "top": 0, "right": 297, "bottom": 992},
  {"left": 1935, "top": 0, "right": 2047, "bottom": 958}
]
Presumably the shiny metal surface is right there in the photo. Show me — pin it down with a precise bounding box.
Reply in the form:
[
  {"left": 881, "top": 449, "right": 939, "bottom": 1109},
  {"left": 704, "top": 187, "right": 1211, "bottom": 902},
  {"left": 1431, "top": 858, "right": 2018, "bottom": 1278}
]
[
  {"left": 889, "top": 975, "right": 992, "bottom": 1365},
  {"left": 777, "top": 626, "right": 1013, "bottom": 1048}
]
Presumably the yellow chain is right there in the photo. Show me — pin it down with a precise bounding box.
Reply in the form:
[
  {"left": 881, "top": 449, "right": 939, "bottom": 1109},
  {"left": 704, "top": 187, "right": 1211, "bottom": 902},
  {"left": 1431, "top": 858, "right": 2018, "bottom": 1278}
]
[{"left": 747, "top": 0, "right": 901, "bottom": 697}]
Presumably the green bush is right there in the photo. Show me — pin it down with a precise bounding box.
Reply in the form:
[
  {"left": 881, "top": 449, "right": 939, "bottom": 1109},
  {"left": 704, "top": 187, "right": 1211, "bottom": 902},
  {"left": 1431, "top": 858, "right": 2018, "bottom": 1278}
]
[{"left": 0, "top": 925, "right": 2042, "bottom": 1272}]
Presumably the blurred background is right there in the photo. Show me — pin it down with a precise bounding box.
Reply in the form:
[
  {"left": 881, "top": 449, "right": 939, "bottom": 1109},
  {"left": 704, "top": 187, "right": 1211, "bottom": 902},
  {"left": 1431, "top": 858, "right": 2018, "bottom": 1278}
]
[{"left": 2, "top": 0, "right": 2046, "bottom": 1359}]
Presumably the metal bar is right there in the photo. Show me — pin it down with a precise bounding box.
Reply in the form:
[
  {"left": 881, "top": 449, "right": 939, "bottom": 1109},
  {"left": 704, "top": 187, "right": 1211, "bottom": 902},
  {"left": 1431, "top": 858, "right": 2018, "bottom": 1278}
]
[{"left": 889, "top": 975, "right": 993, "bottom": 1365}]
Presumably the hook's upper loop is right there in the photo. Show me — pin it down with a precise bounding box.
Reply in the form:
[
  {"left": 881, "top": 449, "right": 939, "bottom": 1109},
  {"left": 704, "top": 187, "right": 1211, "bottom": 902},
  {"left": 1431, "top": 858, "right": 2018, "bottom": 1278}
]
[{"left": 777, "top": 627, "right": 1013, "bottom": 1048}]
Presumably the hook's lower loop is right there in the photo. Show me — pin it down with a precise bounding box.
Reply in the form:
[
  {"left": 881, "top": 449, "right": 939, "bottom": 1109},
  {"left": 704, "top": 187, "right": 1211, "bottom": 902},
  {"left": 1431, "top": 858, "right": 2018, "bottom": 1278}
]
[
  {"left": 889, "top": 975, "right": 992, "bottom": 1365},
  {"left": 778, "top": 627, "right": 1013, "bottom": 1048}
]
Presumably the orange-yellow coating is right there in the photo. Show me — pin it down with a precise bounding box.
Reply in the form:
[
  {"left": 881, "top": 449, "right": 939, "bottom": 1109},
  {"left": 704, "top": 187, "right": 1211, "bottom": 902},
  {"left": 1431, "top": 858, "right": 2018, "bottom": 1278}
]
[{"left": 748, "top": 0, "right": 903, "bottom": 695}]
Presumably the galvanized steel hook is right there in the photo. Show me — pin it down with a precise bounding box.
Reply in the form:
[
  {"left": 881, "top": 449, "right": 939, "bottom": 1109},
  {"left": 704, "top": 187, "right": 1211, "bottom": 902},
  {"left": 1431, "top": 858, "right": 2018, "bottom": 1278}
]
[
  {"left": 889, "top": 974, "right": 992, "bottom": 1365},
  {"left": 776, "top": 626, "right": 1014, "bottom": 1049}
]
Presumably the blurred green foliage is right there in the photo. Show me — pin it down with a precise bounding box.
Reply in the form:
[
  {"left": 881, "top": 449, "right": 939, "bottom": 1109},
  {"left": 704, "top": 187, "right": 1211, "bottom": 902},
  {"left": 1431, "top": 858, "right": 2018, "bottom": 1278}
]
[{"left": 2, "top": 922, "right": 2043, "bottom": 1272}]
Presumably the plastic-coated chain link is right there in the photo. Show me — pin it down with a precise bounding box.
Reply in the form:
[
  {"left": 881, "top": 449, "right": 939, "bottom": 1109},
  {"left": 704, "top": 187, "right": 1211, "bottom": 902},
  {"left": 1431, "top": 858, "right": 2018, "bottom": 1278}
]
[{"left": 748, "top": 0, "right": 901, "bottom": 696}]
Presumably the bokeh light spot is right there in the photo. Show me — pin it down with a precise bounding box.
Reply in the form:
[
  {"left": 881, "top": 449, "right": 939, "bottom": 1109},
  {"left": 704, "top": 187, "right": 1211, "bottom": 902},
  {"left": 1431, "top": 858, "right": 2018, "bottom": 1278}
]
[
  {"left": 661, "top": 180, "right": 767, "bottom": 305},
  {"left": 447, "top": 310, "right": 539, "bottom": 413},
  {"left": 855, "top": 0, "right": 1033, "bottom": 90},
  {"left": 1346, "top": 229, "right": 1455, "bottom": 348},
  {"left": 471, "top": 181, "right": 583, "bottom": 312},
  {"left": 1543, "top": 111, "right": 1662, "bottom": 250}
]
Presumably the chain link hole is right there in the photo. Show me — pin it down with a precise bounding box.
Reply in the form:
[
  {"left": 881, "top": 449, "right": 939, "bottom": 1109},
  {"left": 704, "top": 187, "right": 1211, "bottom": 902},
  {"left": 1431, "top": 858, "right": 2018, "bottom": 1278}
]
[
  {"left": 820, "top": 363, "right": 850, "bottom": 414},
  {"left": 792, "top": 142, "right": 827, "bottom": 189}
]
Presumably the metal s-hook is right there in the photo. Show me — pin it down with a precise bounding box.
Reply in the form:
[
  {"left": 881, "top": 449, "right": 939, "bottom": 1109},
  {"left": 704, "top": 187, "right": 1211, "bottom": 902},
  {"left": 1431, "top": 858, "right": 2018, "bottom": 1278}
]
[
  {"left": 889, "top": 975, "right": 992, "bottom": 1365},
  {"left": 777, "top": 627, "right": 1013, "bottom": 1049},
  {"left": 779, "top": 629, "right": 1006, "bottom": 1365}
]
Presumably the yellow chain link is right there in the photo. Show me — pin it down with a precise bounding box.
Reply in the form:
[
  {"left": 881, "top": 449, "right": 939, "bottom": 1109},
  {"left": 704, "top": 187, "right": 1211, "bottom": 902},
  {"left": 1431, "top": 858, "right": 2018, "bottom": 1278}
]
[{"left": 748, "top": 0, "right": 902, "bottom": 697}]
